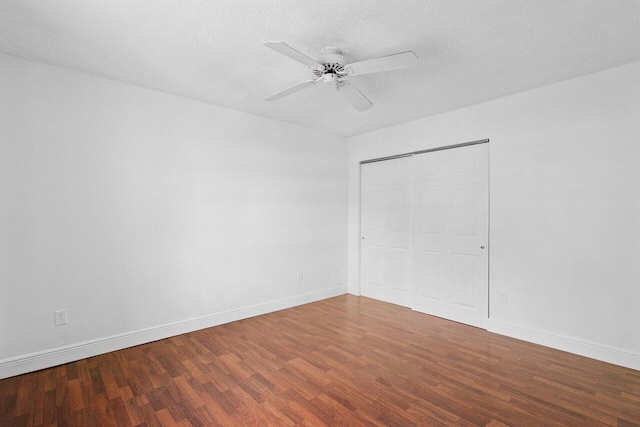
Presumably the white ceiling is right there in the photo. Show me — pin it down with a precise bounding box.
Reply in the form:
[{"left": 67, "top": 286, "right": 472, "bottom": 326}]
[{"left": 2, "top": 1, "right": 640, "bottom": 137}]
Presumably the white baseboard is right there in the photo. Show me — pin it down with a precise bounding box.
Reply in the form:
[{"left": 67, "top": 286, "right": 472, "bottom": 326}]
[
  {"left": 487, "top": 319, "right": 640, "bottom": 372},
  {"left": 0, "top": 286, "right": 347, "bottom": 380}
]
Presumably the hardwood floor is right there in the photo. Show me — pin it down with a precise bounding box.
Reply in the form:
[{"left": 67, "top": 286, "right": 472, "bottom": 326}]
[{"left": 1, "top": 295, "right": 640, "bottom": 426}]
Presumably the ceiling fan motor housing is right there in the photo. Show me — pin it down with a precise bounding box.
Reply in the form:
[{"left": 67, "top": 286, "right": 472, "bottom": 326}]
[{"left": 314, "top": 46, "right": 347, "bottom": 83}]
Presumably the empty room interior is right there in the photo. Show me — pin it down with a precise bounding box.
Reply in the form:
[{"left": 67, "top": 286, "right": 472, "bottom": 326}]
[{"left": 1, "top": 1, "right": 640, "bottom": 426}]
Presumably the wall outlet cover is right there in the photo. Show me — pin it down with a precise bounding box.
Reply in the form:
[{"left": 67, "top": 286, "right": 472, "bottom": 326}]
[
  {"left": 54, "top": 310, "right": 67, "bottom": 326},
  {"left": 499, "top": 291, "right": 508, "bottom": 304}
]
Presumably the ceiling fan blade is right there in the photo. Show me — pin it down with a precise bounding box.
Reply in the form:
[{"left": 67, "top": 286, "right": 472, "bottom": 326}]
[
  {"left": 345, "top": 51, "right": 418, "bottom": 76},
  {"left": 265, "top": 80, "right": 317, "bottom": 101},
  {"left": 337, "top": 82, "right": 373, "bottom": 112},
  {"left": 263, "top": 41, "right": 322, "bottom": 68}
]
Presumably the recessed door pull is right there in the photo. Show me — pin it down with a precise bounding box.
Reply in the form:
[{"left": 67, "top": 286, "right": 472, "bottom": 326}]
[{"left": 481, "top": 246, "right": 485, "bottom": 249}]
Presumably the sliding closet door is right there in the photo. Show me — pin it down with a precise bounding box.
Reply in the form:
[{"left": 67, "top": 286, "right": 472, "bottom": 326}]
[
  {"left": 360, "top": 157, "right": 412, "bottom": 307},
  {"left": 411, "top": 144, "right": 488, "bottom": 328}
]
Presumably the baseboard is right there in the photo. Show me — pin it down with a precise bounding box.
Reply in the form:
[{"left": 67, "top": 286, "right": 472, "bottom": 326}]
[
  {"left": 487, "top": 319, "right": 640, "bottom": 372},
  {"left": 0, "top": 286, "right": 347, "bottom": 380}
]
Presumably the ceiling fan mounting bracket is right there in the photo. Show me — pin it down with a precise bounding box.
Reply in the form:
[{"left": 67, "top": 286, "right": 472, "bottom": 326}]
[{"left": 319, "top": 46, "right": 346, "bottom": 65}]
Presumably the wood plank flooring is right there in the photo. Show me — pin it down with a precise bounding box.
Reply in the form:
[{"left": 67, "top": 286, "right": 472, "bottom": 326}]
[{"left": 1, "top": 295, "right": 640, "bottom": 426}]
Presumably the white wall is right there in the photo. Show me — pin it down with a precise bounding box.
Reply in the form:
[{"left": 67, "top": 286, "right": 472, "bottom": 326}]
[
  {"left": 348, "top": 61, "right": 640, "bottom": 370},
  {"left": 0, "top": 53, "right": 348, "bottom": 378}
]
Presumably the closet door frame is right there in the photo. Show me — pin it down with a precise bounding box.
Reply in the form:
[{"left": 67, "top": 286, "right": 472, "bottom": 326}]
[{"left": 358, "top": 139, "right": 489, "bottom": 326}]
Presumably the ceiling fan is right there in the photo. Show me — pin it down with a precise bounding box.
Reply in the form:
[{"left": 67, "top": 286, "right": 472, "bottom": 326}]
[{"left": 263, "top": 41, "right": 419, "bottom": 112}]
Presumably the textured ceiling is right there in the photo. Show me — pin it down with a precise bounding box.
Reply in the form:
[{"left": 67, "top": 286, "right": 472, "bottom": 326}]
[{"left": 1, "top": 1, "right": 640, "bottom": 137}]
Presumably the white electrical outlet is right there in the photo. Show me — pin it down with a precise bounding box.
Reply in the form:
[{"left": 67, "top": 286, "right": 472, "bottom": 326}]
[
  {"left": 54, "top": 309, "right": 67, "bottom": 326},
  {"left": 499, "top": 291, "right": 508, "bottom": 304},
  {"left": 296, "top": 272, "right": 303, "bottom": 282}
]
